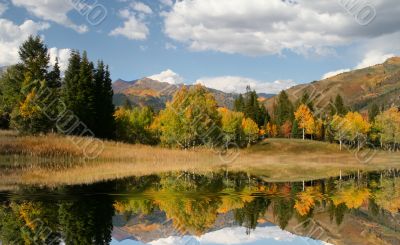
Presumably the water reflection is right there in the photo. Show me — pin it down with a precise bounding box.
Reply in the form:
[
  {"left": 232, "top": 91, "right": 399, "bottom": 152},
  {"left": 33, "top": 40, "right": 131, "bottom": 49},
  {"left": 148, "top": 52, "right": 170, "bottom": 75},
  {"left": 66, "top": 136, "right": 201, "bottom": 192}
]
[{"left": 0, "top": 170, "right": 399, "bottom": 244}]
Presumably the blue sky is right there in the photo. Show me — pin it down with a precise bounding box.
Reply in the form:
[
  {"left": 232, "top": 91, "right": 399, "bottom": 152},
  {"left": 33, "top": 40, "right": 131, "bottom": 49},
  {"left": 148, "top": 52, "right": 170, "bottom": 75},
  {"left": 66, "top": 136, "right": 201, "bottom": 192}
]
[{"left": 0, "top": 0, "right": 399, "bottom": 93}]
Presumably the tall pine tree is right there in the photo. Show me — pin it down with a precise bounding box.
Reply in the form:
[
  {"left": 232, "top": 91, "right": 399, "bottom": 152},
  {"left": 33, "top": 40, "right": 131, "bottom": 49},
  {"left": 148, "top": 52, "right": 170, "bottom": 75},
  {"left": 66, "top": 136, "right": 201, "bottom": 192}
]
[
  {"left": 11, "top": 36, "right": 58, "bottom": 134},
  {"left": 93, "top": 61, "right": 115, "bottom": 139},
  {"left": 274, "top": 91, "right": 294, "bottom": 126}
]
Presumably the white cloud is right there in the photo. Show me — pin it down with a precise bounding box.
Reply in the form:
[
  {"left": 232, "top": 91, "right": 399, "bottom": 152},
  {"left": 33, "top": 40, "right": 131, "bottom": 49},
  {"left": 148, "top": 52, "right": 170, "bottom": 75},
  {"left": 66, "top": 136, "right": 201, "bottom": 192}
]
[
  {"left": 150, "top": 226, "right": 330, "bottom": 245},
  {"left": 165, "top": 42, "right": 177, "bottom": 50},
  {"left": 110, "top": 1, "right": 154, "bottom": 41},
  {"left": 162, "top": 0, "right": 400, "bottom": 56},
  {"left": 109, "top": 9, "right": 149, "bottom": 40},
  {"left": 355, "top": 51, "right": 395, "bottom": 69},
  {"left": 160, "top": 0, "right": 173, "bottom": 7},
  {"left": 0, "top": 1, "right": 8, "bottom": 16},
  {"left": 0, "top": 18, "right": 50, "bottom": 66},
  {"left": 11, "top": 0, "right": 88, "bottom": 33},
  {"left": 322, "top": 51, "right": 396, "bottom": 79},
  {"left": 49, "top": 48, "right": 72, "bottom": 72},
  {"left": 131, "top": 1, "right": 152, "bottom": 14},
  {"left": 196, "top": 76, "right": 296, "bottom": 94},
  {"left": 148, "top": 69, "right": 184, "bottom": 85},
  {"left": 322, "top": 69, "right": 351, "bottom": 79}
]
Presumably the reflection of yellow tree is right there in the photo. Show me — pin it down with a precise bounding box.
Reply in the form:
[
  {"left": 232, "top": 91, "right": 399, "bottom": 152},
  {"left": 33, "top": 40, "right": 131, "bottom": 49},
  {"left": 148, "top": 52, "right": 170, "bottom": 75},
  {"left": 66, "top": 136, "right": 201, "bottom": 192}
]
[
  {"left": 294, "top": 187, "right": 323, "bottom": 216},
  {"left": 331, "top": 183, "right": 370, "bottom": 209},
  {"left": 374, "top": 178, "right": 400, "bottom": 214},
  {"left": 155, "top": 192, "right": 221, "bottom": 235}
]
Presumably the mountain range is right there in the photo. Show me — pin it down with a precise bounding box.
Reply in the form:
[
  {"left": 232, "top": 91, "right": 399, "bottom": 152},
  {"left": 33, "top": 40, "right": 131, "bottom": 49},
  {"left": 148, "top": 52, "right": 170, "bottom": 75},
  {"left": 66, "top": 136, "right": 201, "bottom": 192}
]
[
  {"left": 112, "top": 77, "right": 241, "bottom": 111},
  {"left": 113, "top": 57, "right": 400, "bottom": 113},
  {"left": 265, "top": 57, "right": 400, "bottom": 114}
]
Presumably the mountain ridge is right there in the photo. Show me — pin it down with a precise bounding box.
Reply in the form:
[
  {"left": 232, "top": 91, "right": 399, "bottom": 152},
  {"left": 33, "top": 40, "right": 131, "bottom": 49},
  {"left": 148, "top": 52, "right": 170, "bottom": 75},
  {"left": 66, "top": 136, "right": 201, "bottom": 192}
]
[{"left": 265, "top": 56, "right": 400, "bottom": 114}]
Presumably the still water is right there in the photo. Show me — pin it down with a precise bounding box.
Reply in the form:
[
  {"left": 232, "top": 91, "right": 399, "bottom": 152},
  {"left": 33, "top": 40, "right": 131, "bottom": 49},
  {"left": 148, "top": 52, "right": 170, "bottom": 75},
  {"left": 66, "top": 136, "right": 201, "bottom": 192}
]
[{"left": 0, "top": 170, "right": 399, "bottom": 245}]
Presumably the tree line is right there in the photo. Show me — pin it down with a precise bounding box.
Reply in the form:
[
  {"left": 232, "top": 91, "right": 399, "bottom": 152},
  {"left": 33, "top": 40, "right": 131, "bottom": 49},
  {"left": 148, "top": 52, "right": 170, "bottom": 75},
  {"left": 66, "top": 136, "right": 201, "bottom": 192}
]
[
  {"left": 1, "top": 36, "right": 399, "bottom": 151},
  {"left": 0, "top": 36, "right": 115, "bottom": 139}
]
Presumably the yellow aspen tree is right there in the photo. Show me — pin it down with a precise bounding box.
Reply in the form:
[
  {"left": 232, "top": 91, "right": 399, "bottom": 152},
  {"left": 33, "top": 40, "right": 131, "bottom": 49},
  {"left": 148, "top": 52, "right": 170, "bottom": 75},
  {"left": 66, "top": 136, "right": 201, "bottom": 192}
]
[{"left": 294, "top": 104, "right": 315, "bottom": 140}]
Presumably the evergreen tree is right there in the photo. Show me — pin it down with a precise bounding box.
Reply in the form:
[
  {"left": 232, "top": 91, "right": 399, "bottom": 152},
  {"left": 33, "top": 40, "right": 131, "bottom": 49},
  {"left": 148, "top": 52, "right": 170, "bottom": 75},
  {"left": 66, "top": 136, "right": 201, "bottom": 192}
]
[
  {"left": 62, "top": 50, "right": 81, "bottom": 120},
  {"left": 297, "top": 91, "right": 314, "bottom": 111},
  {"left": 368, "top": 103, "right": 380, "bottom": 122},
  {"left": 0, "top": 65, "right": 24, "bottom": 128},
  {"left": 274, "top": 91, "right": 294, "bottom": 126},
  {"left": 234, "top": 94, "right": 245, "bottom": 112},
  {"left": 10, "top": 35, "right": 55, "bottom": 134},
  {"left": 292, "top": 119, "right": 300, "bottom": 138},
  {"left": 76, "top": 51, "right": 96, "bottom": 134},
  {"left": 93, "top": 62, "right": 115, "bottom": 139},
  {"left": 331, "top": 94, "right": 347, "bottom": 116},
  {"left": 123, "top": 98, "right": 133, "bottom": 110}
]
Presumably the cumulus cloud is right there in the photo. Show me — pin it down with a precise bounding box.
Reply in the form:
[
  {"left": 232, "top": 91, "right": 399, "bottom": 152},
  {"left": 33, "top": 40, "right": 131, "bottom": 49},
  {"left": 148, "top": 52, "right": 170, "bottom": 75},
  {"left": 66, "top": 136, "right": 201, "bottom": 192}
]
[
  {"left": 109, "top": 1, "right": 153, "bottom": 40},
  {"left": 0, "top": 19, "right": 50, "bottom": 66},
  {"left": 162, "top": 0, "right": 400, "bottom": 56},
  {"left": 355, "top": 51, "right": 395, "bottom": 69},
  {"left": 0, "top": 1, "right": 8, "bottom": 16},
  {"left": 196, "top": 76, "right": 296, "bottom": 94},
  {"left": 150, "top": 226, "right": 329, "bottom": 245},
  {"left": 11, "top": 0, "right": 88, "bottom": 33},
  {"left": 131, "top": 1, "right": 152, "bottom": 14},
  {"left": 49, "top": 48, "right": 72, "bottom": 72},
  {"left": 148, "top": 69, "right": 184, "bottom": 85},
  {"left": 160, "top": 0, "right": 173, "bottom": 7},
  {"left": 109, "top": 9, "right": 149, "bottom": 40},
  {"left": 322, "top": 51, "right": 396, "bottom": 79},
  {"left": 322, "top": 69, "right": 351, "bottom": 79}
]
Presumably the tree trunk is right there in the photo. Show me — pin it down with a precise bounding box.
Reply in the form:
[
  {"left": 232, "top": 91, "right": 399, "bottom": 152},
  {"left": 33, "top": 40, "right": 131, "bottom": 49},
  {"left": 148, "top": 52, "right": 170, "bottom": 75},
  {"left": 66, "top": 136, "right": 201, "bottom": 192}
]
[
  {"left": 302, "top": 128, "right": 305, "bottom": 140},
  {"left": 339, "top": 140, "right": 342, "bottom": 151}
]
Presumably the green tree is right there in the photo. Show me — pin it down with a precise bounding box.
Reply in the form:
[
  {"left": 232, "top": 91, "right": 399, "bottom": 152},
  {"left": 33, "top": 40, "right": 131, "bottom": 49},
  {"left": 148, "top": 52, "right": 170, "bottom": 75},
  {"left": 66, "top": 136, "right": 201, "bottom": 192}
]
[
  {"left": 330, "top": 94, "right": 348, "bottom": 116},
  {"left": 0, "top": 65, "right": 24, "bottom": 128},
  {"left": 274, "top": 91, "right": 294, "bottom": 126},
  {"left": 368, "top": 103, "right": 380, "bottom": 123},
  {"left": 93, "top": 61, "right": 115, "bottom": 139},
  {"left": 234, "top": 94, "right": 245, "bottom": 112},
  {"left": 10, "top": 36, "right": 57, "bottom": 134}
]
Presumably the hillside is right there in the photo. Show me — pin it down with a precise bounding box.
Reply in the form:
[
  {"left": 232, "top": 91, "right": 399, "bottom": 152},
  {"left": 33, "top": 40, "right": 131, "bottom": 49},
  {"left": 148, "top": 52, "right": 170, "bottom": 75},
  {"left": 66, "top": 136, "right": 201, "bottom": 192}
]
[
  {"left": 112, "top": 78, "right": 238, "bottom": 111},
  {"left": 265, "top": 57, "right": 400, "bottom": 114}
]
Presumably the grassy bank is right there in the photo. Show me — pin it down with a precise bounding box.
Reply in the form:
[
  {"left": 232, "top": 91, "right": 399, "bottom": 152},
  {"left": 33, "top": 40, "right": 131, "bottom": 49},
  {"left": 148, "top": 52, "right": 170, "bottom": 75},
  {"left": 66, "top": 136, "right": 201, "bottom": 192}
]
[{"left": 0, "top": 130, "right": 399, "bottom": 187}]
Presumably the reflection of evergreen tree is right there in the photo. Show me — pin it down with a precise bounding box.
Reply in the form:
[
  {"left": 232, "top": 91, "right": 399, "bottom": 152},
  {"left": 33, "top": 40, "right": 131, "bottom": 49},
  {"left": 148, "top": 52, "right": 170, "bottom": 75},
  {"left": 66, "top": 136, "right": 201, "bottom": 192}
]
[
  {"left": 58, "top": 184, "right": 114, "bottom": 245},
  {"left": 328, "top": 202, "right": 347, "bottom": 226},
  {"left": 273, "top": 198, "right": 295, "bottom": 229},
  {"left": 234, "top": 197, "right": 270, "bottom": 234}
]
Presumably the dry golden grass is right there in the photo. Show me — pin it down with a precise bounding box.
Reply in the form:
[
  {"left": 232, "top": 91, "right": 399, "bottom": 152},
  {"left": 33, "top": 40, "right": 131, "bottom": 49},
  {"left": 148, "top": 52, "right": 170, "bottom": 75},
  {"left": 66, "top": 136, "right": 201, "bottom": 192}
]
[{"left": 0, "top": 130, "right": 399, "bottom": 188}]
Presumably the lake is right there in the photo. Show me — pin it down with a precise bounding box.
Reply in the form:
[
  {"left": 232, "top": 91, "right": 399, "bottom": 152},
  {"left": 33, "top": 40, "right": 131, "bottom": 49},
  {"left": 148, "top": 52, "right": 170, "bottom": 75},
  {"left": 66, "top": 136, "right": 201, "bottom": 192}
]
[{"left": 0, "top": 170, "right": 399, "bottom": 245}]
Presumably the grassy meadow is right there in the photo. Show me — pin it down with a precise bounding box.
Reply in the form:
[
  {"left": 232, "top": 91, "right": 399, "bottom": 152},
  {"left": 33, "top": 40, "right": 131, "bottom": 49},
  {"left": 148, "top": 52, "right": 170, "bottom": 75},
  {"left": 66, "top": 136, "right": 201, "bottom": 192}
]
[{"left": 0, "top": 130, "right": 400, "bottom": 188}]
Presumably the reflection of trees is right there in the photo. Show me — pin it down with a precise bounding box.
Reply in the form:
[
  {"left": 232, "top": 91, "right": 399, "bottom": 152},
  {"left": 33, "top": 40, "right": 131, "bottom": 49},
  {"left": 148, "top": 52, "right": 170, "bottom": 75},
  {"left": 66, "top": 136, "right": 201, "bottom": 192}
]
[
  {"left": 2, "top": 171, "right": 400, "bottom": 243},
  {"left": 0, "top": 182, "right": 114, "bottom": 245},
  {"left": 374, "top": 178, "right": 400, "bottom": 215},
  {"left": 234, "top": 197, "right": 270, "bottom": 234},
  {"left": 331, "top": 182, "right": 370, "bottom": 209}
]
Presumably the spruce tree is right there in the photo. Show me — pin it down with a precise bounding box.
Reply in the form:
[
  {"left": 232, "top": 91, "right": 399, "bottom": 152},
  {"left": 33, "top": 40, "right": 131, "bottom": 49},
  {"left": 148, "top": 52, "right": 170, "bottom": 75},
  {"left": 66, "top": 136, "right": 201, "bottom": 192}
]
[
  {"left": 76, "top": 51, "right": 96, "bottom": 134},
  {"left": 334, "top": 94, "right": 347, "bottom": 116},
  {"left": 368, "top": 103, "right": 380, "bottom": 122},
  {"left": 93, "top": 61, "right": 115, "bottom": 139},
  {"left": 11, "top": 35, "right": 55, "bottom": 134},
  {"left": 234, "top": 94, "right": 245, "bottom": 112},
  {"left": 274, "top": 91, "right": 294, "bottom": 126},
  {"left": 62, "top": 51, "right": 81, "bottom": 117}
]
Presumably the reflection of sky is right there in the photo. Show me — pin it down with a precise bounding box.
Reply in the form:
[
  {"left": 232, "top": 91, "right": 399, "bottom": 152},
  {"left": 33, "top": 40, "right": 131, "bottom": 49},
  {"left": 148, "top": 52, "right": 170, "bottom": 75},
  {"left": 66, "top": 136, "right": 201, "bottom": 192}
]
[{"left": 111, "top": 226, "right": 331, "bottom": 245}]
